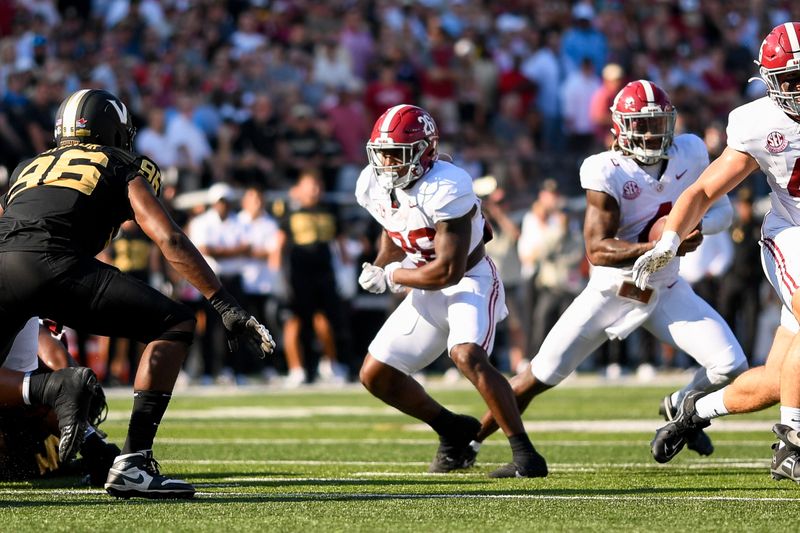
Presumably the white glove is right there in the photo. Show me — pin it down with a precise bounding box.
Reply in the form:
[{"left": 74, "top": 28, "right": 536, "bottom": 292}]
[
  {"left": 632, "top": 231, "right": 682, "bottom": 290},
  {"left": 359, "top": 262, "right": 386, "bottom": 294},
  {"left": 384, "top": 261, "right": 405, "bottom": 293}
]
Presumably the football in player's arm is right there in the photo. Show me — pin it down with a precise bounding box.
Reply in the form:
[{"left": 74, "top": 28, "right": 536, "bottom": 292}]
[{"left": 632, "top": 22, "right": 800, "bottom": 479}]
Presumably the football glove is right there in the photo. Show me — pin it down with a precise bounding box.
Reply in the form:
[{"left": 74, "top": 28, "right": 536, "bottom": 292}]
[
  {"left": 632, "top": 231, "right": 681, "bottom": 290},
  {"left": 359, "top": 262, "right": 387, "bottom": 294},
  {"left": 383, "top": 261, "right": 405, "bottom": 293},
  {"left": 209, "top": 288, "right": 276, "bottom": 357}
]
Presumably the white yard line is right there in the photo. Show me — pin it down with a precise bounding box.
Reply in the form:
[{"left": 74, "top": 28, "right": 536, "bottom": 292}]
[
  {"left": 165, "top": 460, "right": 769, "bottom": 470},
  {"left": 0, "top": 489, "right": 795, "bottom": 503},
  {"left": 192, "top": 492, "right": 799, "bottom": 502},
  {"left": 106, "top": 406, "right": 778, "bottom": 433}
]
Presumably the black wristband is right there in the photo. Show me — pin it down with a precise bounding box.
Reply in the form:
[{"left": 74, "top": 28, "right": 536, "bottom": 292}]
[{"left": 208, "top": 287, "right": 238, "bottom": 316}]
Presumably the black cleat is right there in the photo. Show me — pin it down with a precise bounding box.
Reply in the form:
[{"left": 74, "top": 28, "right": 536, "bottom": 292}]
[
  {"left": 771, "top": 424, "right": 800, "bottom": 483},
  {"left": 489, "top": 447, "right": 548, "bottom": 478},
  {"left": 80, "top": 430, "right": 122, "bottom": 488},
  {"left": 429, "top": 443, "right": 478, "bottom": 473},
  {"left": 651, "top": 391, "right": 710, "bottom": 463},
  {"left": 105, "top": 450, "right": 195, "bottom": 499},
  {"left": 658, "top": 392, "right": 714, "bottom": 458},
  {"left": 43, "top": 367, "right": 101, "bottom": 463},
  {"left": 428, "top": 414, "right": 481, "bottom": 473}
]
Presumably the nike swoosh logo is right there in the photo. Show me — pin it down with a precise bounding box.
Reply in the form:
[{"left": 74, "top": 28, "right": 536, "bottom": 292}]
[
  {"left": 116, "top": 472, "right": 145, "bottom": 485},
  {"left": 667, "top": 281, "right": 678, "bottom": 289},
  {"left": 675, "top": 170, "right": 687, "bottom": 180}
]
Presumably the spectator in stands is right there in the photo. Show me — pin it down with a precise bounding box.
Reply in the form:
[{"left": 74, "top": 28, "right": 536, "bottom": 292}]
[
  {"left": 135, "top": 107, "right": 177, "bottom": 170},
  {"left": 233, "top": 93, "right": 280, "bottom": 188},
  {"left": 277, "top": 104, "right": 323, "bottom": 184},
  {"left": 589, "top": 63, "right": 625, "bottom": 148},
  {"left": 521, "top": 27, "right": 563, "bottom": 150},
  {"left": 561, "top": 57, "right": 601, "bottom": 157},
  {"left": 561, "top": 2, "right": 608, "bottom": 76},
  {"left": 364, "top": 62, "right": 413, "bottom": 122}
]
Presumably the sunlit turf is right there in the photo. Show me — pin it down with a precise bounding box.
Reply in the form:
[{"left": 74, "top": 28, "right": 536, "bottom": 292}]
[{"left": 0, "top": 378, "right": 793, "bottom": 532}]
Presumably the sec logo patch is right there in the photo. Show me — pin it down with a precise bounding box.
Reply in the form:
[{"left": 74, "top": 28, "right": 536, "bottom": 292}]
[
  {"left": 766, "top": 131, "right": 788, "bottom": 153},
  {"left": 622, "top": 180, "right": 641, "bottom": 200}
]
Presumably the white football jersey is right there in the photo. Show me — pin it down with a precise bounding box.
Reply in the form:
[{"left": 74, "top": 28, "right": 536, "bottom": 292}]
[
  {"left": 580, "top": 134, "right": 710, "bottom": 284},
  {"left": 727, "top": 96, "right": 800, "bottom": 225},
  {"left": 355, "top": 161, "right": 483, "bottom": 267}
]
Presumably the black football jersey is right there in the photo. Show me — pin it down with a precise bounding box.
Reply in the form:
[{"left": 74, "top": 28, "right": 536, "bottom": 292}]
[{"left": 0, "top": 144, "right": 161, "bottom": 256}]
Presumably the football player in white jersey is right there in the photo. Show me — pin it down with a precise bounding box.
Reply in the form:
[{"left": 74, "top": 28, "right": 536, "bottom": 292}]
[
  {"left": 356, "top": 104, "right": 546, "bottom": 478},
  {"left": 446, "top": 80, "right": 749, "bottom": 471},
  {"left": 633, "top": 22, "right": 800, "bottom": 479}
]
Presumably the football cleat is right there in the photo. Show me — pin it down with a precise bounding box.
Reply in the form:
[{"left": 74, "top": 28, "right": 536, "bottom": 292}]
[
  {"left": 658, "top": 392, "right": 714, "bottom": 457},
  {"left": 771, "top": 424, "right": 800, "bottom": 482},
  {"left": 651, "top": 390, "right": 710, "bottom": 463},
  {"left": 429, "top": 442, "right": 478, "bottom": 473},
  {"left": 43, "top": 367, "right": 101, "bottom": 463},
  {"left": 489, "top": 447, "right": 548, "bottom": 479},
  {"left": 105, "top": 450, "right": 195, "bottom": 499},
  {"left": 79, "top": 430, "right": 122, "bottom": 488},
  {"left": 428, "top": 414, "right": 481, "bottom": 473}
]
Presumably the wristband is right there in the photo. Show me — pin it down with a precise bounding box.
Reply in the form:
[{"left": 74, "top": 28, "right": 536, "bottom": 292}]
[
  {"left": 22, "top": 371, "right": 31, "bottom": 405},
  {"left": 208, "top": 287, "right": 238, "bottom": 315},
  {"left": 660, "top": 231, "right": 682, "bottom": 254}
]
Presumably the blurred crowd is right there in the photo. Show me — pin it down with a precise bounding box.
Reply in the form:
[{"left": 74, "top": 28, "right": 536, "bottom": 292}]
[{"left": 0, "top": 0, "right": 795, "bottom": 386}]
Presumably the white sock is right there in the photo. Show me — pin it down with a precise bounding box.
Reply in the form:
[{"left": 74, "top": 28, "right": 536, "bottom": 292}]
[
  {"left": 469, "top": 440, "right": 481, "bottom": 452},
  {"left": 780, "top": 406, "right": 800, "bottom": 431},
  {"left": 694, "top": 389, "right": 729, "bottom": 420}
]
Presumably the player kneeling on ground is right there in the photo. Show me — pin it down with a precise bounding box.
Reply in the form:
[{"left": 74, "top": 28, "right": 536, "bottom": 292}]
[
  {"left": 356, "top": 104, "right": 546, "bottom": 478},
  {"left": 0, "top": 319, "right": 119, "bottom": 486}
]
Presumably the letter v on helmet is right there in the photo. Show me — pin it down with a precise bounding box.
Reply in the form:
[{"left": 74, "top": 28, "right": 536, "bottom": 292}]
[{"left": 107, "top": 99, "right": 128, "bottom": 124}]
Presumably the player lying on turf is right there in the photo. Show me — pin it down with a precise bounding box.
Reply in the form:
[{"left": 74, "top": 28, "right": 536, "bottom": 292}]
[
  {"left": 0, "top": 89, "right": 275, "bottom": 499},
  {"left": 0, "top": 318, "right": 119, "bottom": 486},
  {"left": 632, "top": 22, "right": 800, "bottom": 481},
  {"left": 435, "top": 80, "right": 749, "bottom": 472},
  {"left": 356, "top": 104, "right": 546, "bottom": 478}
]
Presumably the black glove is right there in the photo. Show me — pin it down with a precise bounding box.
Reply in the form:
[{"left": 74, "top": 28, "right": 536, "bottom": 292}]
[{"left": 209, "top": 288, "right": 276, "bottom": 358}]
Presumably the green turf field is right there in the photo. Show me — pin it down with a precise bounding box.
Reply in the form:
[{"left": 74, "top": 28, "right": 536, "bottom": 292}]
[{"left": 0, "top": 378, "right": 795, "bottom": 532}]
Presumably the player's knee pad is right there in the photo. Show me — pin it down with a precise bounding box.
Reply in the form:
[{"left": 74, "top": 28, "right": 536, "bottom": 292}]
[{"left": 156, "top": 329, "right": 194, "bottom": 346}]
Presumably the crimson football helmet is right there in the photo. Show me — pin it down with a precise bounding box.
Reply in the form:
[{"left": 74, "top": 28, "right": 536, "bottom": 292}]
[
  {"left": 366, "top": 104, "right": 439, "bottom": 190},
  {"left": 610, "top": 80, "right": 677, "bottom": 165},
  {"left": 758, "top": 22, "right": 800, "bottom": 117}
]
